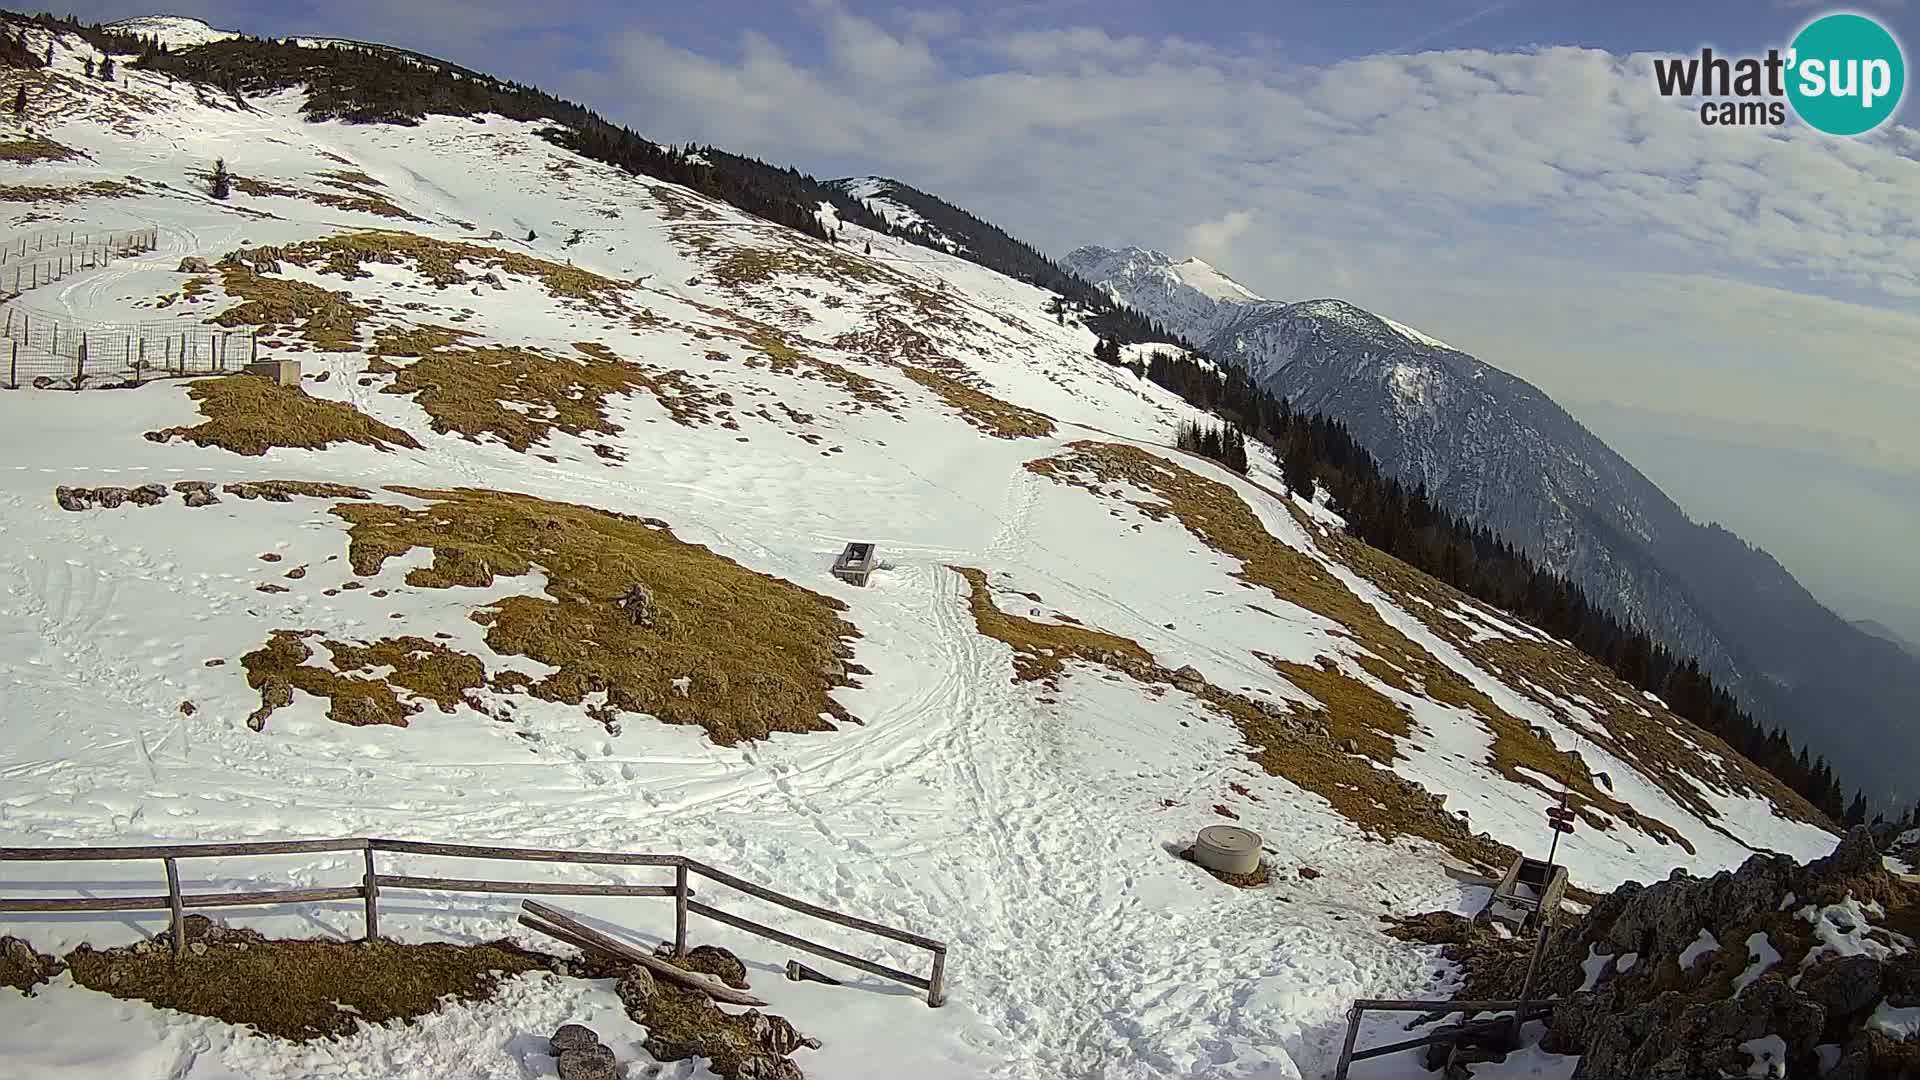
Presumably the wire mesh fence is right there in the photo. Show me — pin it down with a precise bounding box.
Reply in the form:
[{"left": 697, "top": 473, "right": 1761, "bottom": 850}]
[
  {"left": 1, "top": 304, "right": 256, "bottom": 390},
  {"left": 0, "top": 229, "right": 160, "bottom": 298}
]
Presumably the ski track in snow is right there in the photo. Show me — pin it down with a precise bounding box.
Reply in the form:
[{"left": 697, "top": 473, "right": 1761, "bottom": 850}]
[{"left": 0, "top": 35, "right": 1838, "bottom": 1080}]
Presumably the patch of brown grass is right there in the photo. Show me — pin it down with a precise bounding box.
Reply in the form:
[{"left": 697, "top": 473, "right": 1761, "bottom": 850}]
[
  {"left": 0, "top": 136, "right": 79, "bottom": 163},
  {"left": 255, "top": 231, "right": 635, "bottom": 317},
  {"left": 1025, "top": 442, "right": 1694, "bottom": 858},
  {"left": 214, "top": 255, "right": 373, "bottom": 352},
  {"left": 900, "top": 366, "right": 1056, "bottom": 438},
  {"left": 228, "top": 174, "right": 423, "bottom": 222},
  {"left": 144, "top": 375, "right": 420, "bottom": 456},
  {"left": 951, "top": 561, "right": 1515, "bottom": 873},
  {"left": 0, "top": 179, "right": 135, "bottom": 203},
  {"left": 364, "top": 326, "right": 674, "bottom": 452},
  {"left": 1, "top": 936, "right": 62, "bottom": 995},
  {"left": 572, "top": 341, "right": 734, "bottom": 428},
  {"left": 647, "top": 185, "right": 721, "bottom": 222},
  {"left": 240, "top": 630, "right": 486, "bottom": 729},
  {"left": 331, "top": 487, "right": 862, "bottom": 744},
  {"left": 1321, "top": 532, "right": 1832, "bottom": 832},
  {"left": 64, "top": 919, "right": 548, "bottom": 1041}
]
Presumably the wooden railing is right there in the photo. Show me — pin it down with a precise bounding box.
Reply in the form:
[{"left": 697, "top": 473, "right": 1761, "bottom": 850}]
[{"left": 0, "top": 838, "right": 947, "bottom": 1007}]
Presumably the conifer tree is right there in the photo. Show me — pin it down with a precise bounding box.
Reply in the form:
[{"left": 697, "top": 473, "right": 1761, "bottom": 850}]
[
  {"left": 209, "top": 158, "right": 230, "bottom": 200},
  {"left": 84, "top": 56, "right": 94, "bottom": 78},
  {"left": 12, "top": 86, "right": 25, "bottom": 119},
  {"left": 99, "top": 56, "right": 115, "bottom": 80}
]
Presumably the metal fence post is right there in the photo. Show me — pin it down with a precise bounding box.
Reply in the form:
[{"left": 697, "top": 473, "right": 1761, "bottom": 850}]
[{"left": 164, "top": 857, "right": 185, "bottom": 958}]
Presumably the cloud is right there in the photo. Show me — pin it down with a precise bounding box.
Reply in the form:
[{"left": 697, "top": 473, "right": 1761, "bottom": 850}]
[{"left": 1184, "top": 209, "right": 1256, "bottom": 261}]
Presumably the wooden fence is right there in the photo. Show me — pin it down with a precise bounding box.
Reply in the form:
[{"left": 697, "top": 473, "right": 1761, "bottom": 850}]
[
  {"left": 0, "top": 837, "right": 948, "bottom": 1007},
  {"left": 0, "top": 304, "right": 257, "bottom": 389}
]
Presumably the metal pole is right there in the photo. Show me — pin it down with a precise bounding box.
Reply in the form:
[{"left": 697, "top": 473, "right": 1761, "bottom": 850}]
[{"left": 165, "top": 857, "right": 185, "bottom": 958}]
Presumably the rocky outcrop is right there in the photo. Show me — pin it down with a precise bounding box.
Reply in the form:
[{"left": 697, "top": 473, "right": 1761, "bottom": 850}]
[
  {"left": 1421, "top": 828, "right": 1918, "bottom": 1078},
  {"left": 616, "top": 944, "right": 820, "bottom": 1080}
]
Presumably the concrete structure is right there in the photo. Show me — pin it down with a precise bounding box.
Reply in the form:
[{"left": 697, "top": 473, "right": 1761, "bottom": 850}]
[
  {"left": 243, "top": 358, "right": 301, "bottom": 387},
  {"left": 832, "top": 542, "right": 879, "bottom": 587},
  {"left": 1193, "top": 825, "right": 1262, "bottom": 875}
]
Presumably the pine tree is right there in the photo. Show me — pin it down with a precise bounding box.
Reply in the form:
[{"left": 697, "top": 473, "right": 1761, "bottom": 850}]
[
  {"left": 863, "top": 241, "right": 871, "bottom": 256},
  {"left": 526, "top": 228, "right": 537, "bottom": 241},
  {"left": 84, "top": 56, "right": 94, "bottom": 78},
  {"left": 44, "top": 44, "right": 52, "bottom": 66},
  {"left": 209, "top": 158, "right": 230, "bottom": 200},
  {"left": 1845, "top": 790, "right": 1868, "bottom": 828},
  {"left": 12, "top": 86, "right": 25, "bottom": 119},
  {"left": 100, "top": 56, "right": 115, "bottom": 80}
]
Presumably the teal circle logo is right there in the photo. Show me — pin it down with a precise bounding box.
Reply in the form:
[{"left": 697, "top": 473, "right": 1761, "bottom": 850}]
[{"left": 1787, "top": 12, "right": 1906, "bottom": 135}]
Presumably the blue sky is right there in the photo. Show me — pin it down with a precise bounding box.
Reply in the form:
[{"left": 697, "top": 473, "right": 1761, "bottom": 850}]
[{"left": 48, "top": 0, "right": 1920, "bottom": 637}]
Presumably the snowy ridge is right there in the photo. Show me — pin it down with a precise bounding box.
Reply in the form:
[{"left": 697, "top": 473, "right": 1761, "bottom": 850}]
[
  {"left": 102, "top": 15, "right": 238, "bottom": 48},
  {"left": 0, "top": 24, "right": 1842, "bottom": 1080},
  {"left": 830, "top": 176, "right": 967, "bottom": 254}
]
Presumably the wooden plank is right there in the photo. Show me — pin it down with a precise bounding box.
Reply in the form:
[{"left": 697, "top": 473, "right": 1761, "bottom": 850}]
[
  {"left": 186, "top": 886, "right": 365, "bottom": 909},
  {"left": 363, "top": 847, "right": 380, "bottom": 942},
  {"left": 674, "top": 863, "right": 689, "bottom": 957},
  {"left": 371, "top": 839, "right": 680, "bottom": 867},
  {"left": 685, "top": 899, "right": 929, "bottom": 992},
  {"left": 0, "top": 894, "right": 174, "bottom": 913},
  {"left": 681, "top": 858, "right": 945, "bottom": 952},
  {"left": 0, "top": 839, "right": 370, "bottom": 862},
  {"left": 516, "top": 902, "right": 767, "bottom": 1007},
  {"left": 376, "top": 874, "right": 679, "bottom": 898}
]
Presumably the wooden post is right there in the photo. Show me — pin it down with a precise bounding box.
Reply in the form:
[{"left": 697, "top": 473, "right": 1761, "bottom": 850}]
[
  {"left": 75, "top": 334, "right": 85, "bottom": 387},
  {"left": 1332, "top": 1004, "right": 1364, "bottom": 1080},
  {"left": 9, "top": 341, "right": 16, "bottom": 389},
  {"left": 362, "top": 846, "right": 379, "bottom": 942},
  {"left": 674, "top": 862, "right": 689, "bottom": 957},
  {"left": 927, "top": 946, "right": 946, "bottom": 1007},
  {"left": 164, "top": 857, "right": 184, "bottom": 959}
]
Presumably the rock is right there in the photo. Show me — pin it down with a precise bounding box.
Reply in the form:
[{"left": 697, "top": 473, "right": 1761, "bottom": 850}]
[
  {"left": 617, "top": 965, "right": 657, "bottom": 1007},
  {"left": 189, "top": 942, "right": 208, "bottom": 957},
  {"left": 748, "top": 1011, "right": 822, "bottom": 1055},
  {"left": 549, "top": 1023, "right": 601, "bottom": 1056},
  {"left": 1170, "top": 665, "right": 1205, "bottom": 692},
  {"left": 177, "top": 256, "right": 210, "bottom": 273},
  {"left": 687, "top": 944, "right": 750, "bottom": 989},
  {"left": 93, "top": 487, "right": 128, "bottom": 508},
  {"left": 555, "top": 1045, "right": 617, "bottom": 1080},
  {"left": 129, "top": 483, "right": 169, "bottom": 506},
  {"left": 179, "top": 701, "right": 196, "bottom": 716},
  {"left": 55, "top": 486, "right": 92, "bottom": 511},
  {"left": 732, "top": 1057, "right": 805, "bottom": 1080},
  {"left": 619, "top": 583, "right": 656, "bottom": 628},
  {"left": 183, "top": 488, "right": 219, "bottom": 507},
  {"left": 1798, "top": 955, "right": 1882, "bottom": 1031},
  {"left": 1341, "top": 738, "right": 1361, "bottom": 754}
]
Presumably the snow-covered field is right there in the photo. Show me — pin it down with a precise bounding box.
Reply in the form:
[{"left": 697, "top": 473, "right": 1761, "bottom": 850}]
[{"left": 0, "top": 22, "right": 1840, "bottom": 1080}]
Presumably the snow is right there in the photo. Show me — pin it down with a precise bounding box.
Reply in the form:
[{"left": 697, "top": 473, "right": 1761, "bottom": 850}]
[
  {"left": 1679, "top": 928, "right": 1720, "bottom": 969},
  {"left": 1169, "top": 256, "right": 1265, "bottom": 303},
  {"left": 1870, "top": 1000, "right": 1920, "bottom": 1040},
  {"left": 1739, "top": 1034, "right": 1788, "bottom": 1077},
  {"left": 1797, "top": 896, "right": 1914, "bottom": 969},
  {"left": 1735, "top": 933, "right": 1782, "bottom": 995},
  {"left": 102, "top": 15, "right": 238, "bottom": 48},
  {"left": 0, "top": 31, "right": 1850, "bottom": 1080},
  {"left": 1380, "top": 316, "right": 1456, "bottom": 353}
]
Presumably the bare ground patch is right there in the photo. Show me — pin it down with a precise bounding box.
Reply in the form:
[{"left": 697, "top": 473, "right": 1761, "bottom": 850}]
[
  {"left": 0, "top": 135, "right": 79, "bottom": 163},
  {"left": 1315, "top": 530, "right": 1832, "bottom": 832},
  {"left": 145, "top": 375, "right": 420, "bottom": 456},
  {"left": 228, "top": 174, "right": 423, "bottom": 222},
  {"left": 0, "top": 178, "right": 135, "bottom": 203},
  {"left": 323, "top": 487, "right": 863, "bottom": 744},
  {"left": 241, "top": 630, "right": 487, "bottom": 730}
]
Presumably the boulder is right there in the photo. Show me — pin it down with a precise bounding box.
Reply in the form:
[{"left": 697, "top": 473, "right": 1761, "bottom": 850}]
[
  {"left": 177, "top": 256, "right": 210, "bottom": 273},
  {"left": 54, "top": 486, "right": 92, "bottom": 511},
  {"left": 619, "top": 583, "right": 656, "bottom": 628},
  {"left": 617, "top": 965, "right": 657, "bottom": 1008},
  {"left": 1798, "top": 956, "right": 1883, "bottom": 1033},
  {"left": 93, "top": 486, "right": 128, "bottom": 508},
  {"left": 129, "top": 483, "right": 169, "bottom": 506},
  {"left": 549, "top": 1023, "right": 601, "bottom": 1056},
  {"left": 1170, "top": 665, "right": 1205, "bottom": 692},
  {"left": 687, "top": 944, "right": 749, "bottom": 989}
]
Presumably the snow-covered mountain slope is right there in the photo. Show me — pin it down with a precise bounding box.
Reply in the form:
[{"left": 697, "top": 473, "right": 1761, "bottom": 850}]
[
  {"left": 0, "top": 26, "right": 1841, "bottom": 1080},
  {"left": 831, "top": 176, "right": 967, "bottom": 255},
  {"left": 103, "top": 15, "right": 238, "bottom": 48},
  {"left": 1065, "top": 245, "right": 1920, "bottom": 811}
]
